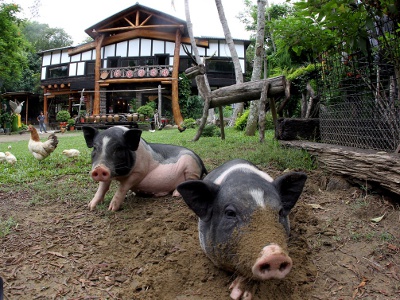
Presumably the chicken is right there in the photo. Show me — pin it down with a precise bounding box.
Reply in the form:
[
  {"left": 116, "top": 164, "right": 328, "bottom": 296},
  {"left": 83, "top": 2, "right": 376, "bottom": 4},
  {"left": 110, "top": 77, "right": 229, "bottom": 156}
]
[
  {"left": 5, "top": 152, "right": 17, "bottom": 164},
  {"left": 28, "top": 125, "right": 59, "bottom": 160},
  {"left": 9, "top": 100, "right": 24, "bottom": 114},
  {"left": 62, "top": 149, "right": 80, "bottom": 158},
  {"left": 0, "top": 152, "right": 6, "bottom": 162}
]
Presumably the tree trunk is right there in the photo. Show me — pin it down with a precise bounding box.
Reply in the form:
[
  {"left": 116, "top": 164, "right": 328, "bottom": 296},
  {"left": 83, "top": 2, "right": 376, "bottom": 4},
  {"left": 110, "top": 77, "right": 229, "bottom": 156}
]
[
  {"left": 245, "top": 0, "right": 267, "bottom": 136},
  {"left": 215, "top": 0, "right": 244, "bottom": 128}
]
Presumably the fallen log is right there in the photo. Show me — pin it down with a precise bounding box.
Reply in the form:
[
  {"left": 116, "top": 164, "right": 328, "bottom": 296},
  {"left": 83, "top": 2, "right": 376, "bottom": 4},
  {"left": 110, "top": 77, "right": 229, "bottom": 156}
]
[
  {"left": 209, "top": 76, "right": 286, "bottom": 108},
  {"left": 280, "top": 140, "right": 400, "bottom": 196}
]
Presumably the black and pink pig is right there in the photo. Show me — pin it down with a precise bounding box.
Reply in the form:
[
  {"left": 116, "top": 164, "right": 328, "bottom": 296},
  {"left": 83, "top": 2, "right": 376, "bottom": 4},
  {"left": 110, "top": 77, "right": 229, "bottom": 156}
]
[
  {"left": 83, "top": 126, "right": 207, "bottom": 211},
  {"left": 177, "top": 159, "right": 307, "bottom": 300}
]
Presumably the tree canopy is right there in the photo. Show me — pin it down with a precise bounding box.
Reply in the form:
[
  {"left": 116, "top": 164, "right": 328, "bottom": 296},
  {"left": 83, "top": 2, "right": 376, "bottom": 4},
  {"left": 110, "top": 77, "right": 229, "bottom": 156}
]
[{"left": 0, "top": 2, "right": 29, "bottom": 91}]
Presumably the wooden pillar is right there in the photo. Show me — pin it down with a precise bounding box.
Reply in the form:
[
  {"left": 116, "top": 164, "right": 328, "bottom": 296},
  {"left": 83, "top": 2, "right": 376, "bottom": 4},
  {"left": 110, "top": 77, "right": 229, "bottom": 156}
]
[
  {"left": 158, "top": 85, "right": 162, "bottom": 115},
  {"left": 44, "top": 92, "right": 48, "bottom": 125},
  {"left": 25, "top": 95, "right": 29, "bottom": 125},
  {"left": 93, "top": 34, "right": 105, "bottom": 115},
  {"left": 172, "top": 29, "right": 185, "bottom": 131}
]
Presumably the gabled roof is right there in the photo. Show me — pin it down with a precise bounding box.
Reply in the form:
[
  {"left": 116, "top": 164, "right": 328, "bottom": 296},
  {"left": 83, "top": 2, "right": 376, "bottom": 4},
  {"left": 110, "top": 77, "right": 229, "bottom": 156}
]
[{"left": 84, "top": 2, "right": 188, "bottom": 40}]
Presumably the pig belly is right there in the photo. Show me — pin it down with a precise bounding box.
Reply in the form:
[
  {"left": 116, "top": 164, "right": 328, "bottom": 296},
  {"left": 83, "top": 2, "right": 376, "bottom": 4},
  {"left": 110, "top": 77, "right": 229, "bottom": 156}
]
[{"left": 135, "top": 156, "right": 201, "bottom": 195}]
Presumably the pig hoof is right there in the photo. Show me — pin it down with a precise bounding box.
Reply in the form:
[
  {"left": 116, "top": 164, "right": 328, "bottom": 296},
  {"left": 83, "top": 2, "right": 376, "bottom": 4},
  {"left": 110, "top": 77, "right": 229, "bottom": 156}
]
[
  {"left": 172, "top": 189, "right": 181, "bottom": 197},
  {"left": 229, "top": 277, "right": 254, "bottom": 300},
  {"left": 108, "top": 202, "right": 121, "bottom": 211}
]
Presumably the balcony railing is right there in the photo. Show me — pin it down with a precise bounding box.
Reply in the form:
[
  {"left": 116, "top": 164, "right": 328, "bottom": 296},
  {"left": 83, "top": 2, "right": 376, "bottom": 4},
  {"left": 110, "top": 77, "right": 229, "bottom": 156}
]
[{"left": 100, "top": 65, "right": 173, "bottom": 80}]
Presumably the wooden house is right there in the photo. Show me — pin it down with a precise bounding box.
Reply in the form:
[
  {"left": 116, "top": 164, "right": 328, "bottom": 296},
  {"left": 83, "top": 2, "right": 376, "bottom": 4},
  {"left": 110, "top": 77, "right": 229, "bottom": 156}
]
[{"left": 39, "top": 3, "right": 250, "bottom": 129}]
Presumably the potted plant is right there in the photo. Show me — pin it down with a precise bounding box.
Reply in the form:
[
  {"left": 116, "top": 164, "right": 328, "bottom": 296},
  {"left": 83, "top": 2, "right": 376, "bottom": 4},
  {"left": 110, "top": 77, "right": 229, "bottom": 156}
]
[
  {"left": 67, "top": 118, "right": 75, "bottom": 131},
  {"left": 79, "top": 110, "right": 86, "bottom": 123},
  {"left": 1, "top": 112, "right": 13, "bottom": 133},
  {"left": 56, "top": 110, "right": 71, "bottom": 129}
]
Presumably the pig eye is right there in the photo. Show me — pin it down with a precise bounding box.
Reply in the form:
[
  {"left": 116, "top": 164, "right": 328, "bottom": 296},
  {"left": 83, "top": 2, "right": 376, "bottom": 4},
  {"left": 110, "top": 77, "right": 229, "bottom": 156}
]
[{"left": 225, "top": 208, "right": 237, "bottom": 218}]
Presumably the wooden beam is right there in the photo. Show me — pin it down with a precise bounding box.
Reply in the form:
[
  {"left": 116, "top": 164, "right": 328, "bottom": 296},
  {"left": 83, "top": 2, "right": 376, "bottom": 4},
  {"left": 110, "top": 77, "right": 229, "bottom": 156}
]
[
  {"left": 209, "top": 76, "right": 286, "bottom": 108},
  {"left": 172, "top": 29, "right": 184, "bottom": 131},
  {"left": 140, "top": 14, "right": 152, "bottom": 26},
  {"left": 93, "top": 34, "right": 105, "bottom": 115}
]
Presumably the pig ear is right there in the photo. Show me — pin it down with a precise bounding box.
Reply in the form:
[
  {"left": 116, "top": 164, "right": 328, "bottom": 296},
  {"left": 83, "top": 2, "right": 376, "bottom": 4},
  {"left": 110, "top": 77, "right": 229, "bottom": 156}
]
[
  {"left": 274, "top": 172, "right": 307, "bottom": 216},
  {"left": 177, "top": 180, "right": 219, "bottom": 222},
  {"left": 82, "top": 126, "right": 98, "bottom": 148},
  {"left": 124, "top": 129, "right": 142, "bottom": 151}
]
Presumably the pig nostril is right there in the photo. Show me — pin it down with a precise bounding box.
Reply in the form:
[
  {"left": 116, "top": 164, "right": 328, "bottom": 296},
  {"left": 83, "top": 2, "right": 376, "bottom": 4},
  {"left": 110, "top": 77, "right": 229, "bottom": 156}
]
[
  {"left": 279, "top": 262, "right": 290, "bottom": 271},
  {"left": 260, "top": 263, "right": 271, "bottom": 272}
]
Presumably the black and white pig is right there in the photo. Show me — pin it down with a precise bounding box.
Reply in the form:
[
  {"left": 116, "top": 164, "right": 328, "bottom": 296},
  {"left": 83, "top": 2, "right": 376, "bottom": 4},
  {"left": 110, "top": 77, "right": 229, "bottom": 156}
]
[
  {"left": 177, "top": 159, "right": 307, "bottom": 300},
  {"left": 82, "top": 126, "right": 207, "bottom": 211}
]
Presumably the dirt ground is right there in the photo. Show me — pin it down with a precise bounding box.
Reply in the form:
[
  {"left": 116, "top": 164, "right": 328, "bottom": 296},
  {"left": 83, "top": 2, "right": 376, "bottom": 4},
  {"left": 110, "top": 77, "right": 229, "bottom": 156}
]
[{"left": 0, "top": 157, "right": 399, "bottom": 299}]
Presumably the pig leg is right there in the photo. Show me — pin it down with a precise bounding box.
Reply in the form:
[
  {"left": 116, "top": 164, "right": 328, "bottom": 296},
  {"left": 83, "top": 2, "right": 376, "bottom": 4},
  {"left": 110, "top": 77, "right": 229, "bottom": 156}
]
[
  {"left": 89, "top": 180, "right": 111, "bottom": 210},
  {"left": 229, "top": 277, "right": 256, "bottom": 300},
  {"left": 108, "top": 177, "right": 142, "bottom": 211},
  {"left": 172, "top": 158, "right": 203, "bottom": 197}
]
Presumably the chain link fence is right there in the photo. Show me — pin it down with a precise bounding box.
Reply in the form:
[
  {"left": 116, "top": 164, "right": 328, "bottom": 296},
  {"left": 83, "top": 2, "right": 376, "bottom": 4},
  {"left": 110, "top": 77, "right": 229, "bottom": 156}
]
[{"left": 318, "top": 17, "right": 400, "bottom": 152}]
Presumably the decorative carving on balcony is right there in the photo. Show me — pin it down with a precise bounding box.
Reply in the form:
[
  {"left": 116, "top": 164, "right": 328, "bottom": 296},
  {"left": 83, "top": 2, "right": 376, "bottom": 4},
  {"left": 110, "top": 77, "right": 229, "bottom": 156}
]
[{"left": 102, "top": 65, "right": 172, "bottom": 79}]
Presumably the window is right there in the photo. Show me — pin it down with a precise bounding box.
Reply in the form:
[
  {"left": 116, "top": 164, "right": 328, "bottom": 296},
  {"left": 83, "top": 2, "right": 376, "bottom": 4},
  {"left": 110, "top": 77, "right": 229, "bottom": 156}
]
[
  {"left": 86, "top": 61, "right": 95, "bottom": 75},
  {"left": 206, "top": 59, "right": 234, "bottom": 73},
  {"left": 47, "top": 64, "right": 69, "bottom": 78},
  {"left": 121, "top": 59, "right": 139, "bottom": 67}
]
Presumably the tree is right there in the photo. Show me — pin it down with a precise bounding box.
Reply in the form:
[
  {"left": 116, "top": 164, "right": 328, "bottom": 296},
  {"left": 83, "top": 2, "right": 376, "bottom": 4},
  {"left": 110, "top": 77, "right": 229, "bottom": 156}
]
[
  {"left": 11, "top": 21, "right": 74, "bottom": 93},
  {"left": 0, "top": 2, "right": 29, "bottom": 92},
  {"left": 214, "top": 0, "right": 246, "bottom": 127},
  {"left": 22, "top": 21, "right": 73, "bottom": 51},
  {"left": 244, "top": 0, "right": 267, "bottom": 136}
]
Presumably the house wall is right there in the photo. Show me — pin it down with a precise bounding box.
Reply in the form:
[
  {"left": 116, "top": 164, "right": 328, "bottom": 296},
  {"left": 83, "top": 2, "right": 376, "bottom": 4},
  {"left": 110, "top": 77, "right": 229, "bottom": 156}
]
[{"left": 40, "top": 38, "right": 247, "bottom": 80}]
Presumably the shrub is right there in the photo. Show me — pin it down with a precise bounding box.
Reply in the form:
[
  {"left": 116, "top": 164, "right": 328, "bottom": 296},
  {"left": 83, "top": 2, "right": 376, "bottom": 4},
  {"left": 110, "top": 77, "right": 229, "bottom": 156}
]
[
  {"left": 234, "top": 109, "right": 250, "bottom": 131},
  {"left": 234, "top": 110, "right": 276, "bottom": 131},
  {"left": 56, "top": 110, "right": 71, "bottom": 122},
  {"left": 201, "top": 124, "right": 221, "bottom": 137},
  {"left": 183, "top": 118, "right": 197, "bottom": 129},
  {"left": 137, "top": 105, "right": 154, "bottom": 118}
]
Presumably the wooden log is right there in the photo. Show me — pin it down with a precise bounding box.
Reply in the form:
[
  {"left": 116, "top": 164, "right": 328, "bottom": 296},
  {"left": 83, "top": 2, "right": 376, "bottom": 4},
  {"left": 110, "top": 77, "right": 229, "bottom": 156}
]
[
  {"left": 279, "top": 140, "right": 400, "bottom": 196},
  {"left": 184, "top": 64, "right": 206, "bottom": 78},
  {"left": 209, "top": 76, "right": 286, "bottom": 108}
]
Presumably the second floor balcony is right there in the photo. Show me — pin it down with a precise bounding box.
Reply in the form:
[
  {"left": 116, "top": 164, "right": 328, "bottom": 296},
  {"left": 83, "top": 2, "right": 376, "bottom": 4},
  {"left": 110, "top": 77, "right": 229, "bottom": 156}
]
[{"left": 100, "top": 65, "right": 173, "bottom": 80}]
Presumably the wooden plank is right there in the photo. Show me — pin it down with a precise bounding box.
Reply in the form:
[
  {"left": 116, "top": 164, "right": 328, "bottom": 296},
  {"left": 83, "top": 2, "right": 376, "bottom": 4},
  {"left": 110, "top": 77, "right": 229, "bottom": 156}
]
[{"left": 280, "top": 140, "right": 400, "bottom": 196}]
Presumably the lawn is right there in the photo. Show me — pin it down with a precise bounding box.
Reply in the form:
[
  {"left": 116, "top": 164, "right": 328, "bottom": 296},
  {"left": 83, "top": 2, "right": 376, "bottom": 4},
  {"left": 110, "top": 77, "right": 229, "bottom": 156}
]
[{"left": 0, "top": 127, "right": 315, "bottom": 187}]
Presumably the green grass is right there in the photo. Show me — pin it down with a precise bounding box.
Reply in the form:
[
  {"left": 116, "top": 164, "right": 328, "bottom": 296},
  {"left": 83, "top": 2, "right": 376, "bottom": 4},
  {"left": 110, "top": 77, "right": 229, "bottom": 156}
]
[
  {"left": 0, "top": 127, "right": 316, "bottom": 186},
  {"left": 0, "top": 216, "right": 17, "bottom": 237}
]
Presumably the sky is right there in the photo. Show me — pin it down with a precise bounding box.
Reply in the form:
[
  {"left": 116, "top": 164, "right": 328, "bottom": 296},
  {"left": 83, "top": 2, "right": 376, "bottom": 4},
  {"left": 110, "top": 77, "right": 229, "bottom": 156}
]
[{"left": 7, "top": 0, "right": 283, "bottom": 45}]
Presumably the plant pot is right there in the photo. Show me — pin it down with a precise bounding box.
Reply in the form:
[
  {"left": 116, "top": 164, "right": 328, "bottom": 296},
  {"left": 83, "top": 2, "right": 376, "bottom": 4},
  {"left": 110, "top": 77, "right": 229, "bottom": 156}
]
[
  {"left": 95, "top": 115, "right": 101, "bottom": 123},
  {"left": 69, "top": 126, "right": 75, "bottom": 131},
  {"left": 114, "top": 114, "right": 120, "bottom": 122},
  {"left": 107, "top": 115, "right": 113, "bottom": 122},
  {"left": 127, "top": 114, "right": 133, "bottom": 122},
  {"left": 59, "top": 122, "right": 67, "bottom": 129},
  {"left": 133, "top": 113, "right": 139, "bottom": 122},
  {"left": 88, "top": 115, "right": 94, "bottom": 123},
  {"left": 101, "top": 115, "right": 107, "bottom": 122}
]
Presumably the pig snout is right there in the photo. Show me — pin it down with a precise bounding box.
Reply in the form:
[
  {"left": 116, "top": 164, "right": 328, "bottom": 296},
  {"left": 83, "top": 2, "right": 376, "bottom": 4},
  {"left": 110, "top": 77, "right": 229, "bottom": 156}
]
[
  {"left": 251, "top": 244, "right": 293, "bottom": 280},
  {"left": 91, "top": 165, "right": 111, "bottom": 182}
]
